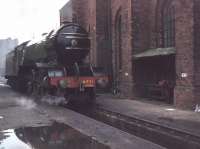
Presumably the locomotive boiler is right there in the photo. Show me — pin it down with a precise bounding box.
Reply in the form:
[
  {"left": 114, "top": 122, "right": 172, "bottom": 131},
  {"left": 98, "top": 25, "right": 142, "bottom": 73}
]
[{"left": 5, "top": 23, "right": 108, "bottom": 104}]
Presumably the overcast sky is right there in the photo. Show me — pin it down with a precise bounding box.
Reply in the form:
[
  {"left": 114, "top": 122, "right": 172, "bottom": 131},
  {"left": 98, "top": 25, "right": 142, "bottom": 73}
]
[{"left": 0, "top": 0, "right": 69, "bottom": 43}]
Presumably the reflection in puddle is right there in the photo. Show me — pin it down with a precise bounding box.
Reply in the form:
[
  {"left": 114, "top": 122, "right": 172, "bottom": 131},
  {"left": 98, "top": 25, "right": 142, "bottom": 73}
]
[
  {"left": 0, "top": 82, "right": 8, "bottom": 87},
  {"left": 0, "top": 129, "right": 30, "bottom": 149},
  {"left": 0, "top": 123, "right": 109, "bottom": 149}
]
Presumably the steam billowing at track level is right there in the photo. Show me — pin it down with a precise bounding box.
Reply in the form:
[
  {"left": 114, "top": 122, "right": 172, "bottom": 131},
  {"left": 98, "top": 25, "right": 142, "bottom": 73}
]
[{"left": 5, "top": 23, "right": 108, "bottom": 105}]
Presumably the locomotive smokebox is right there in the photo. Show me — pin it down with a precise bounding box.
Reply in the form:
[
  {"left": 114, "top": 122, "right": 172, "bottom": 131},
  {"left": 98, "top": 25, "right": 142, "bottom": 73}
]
[{"left": 56, "top": 24, "right": 90, "bottom": 65}]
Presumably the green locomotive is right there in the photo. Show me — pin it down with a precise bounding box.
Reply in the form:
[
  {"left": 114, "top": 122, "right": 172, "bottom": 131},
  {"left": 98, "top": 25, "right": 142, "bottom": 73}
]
[{"left": 5, "top": 23, "right": 105, "bottom": 104}]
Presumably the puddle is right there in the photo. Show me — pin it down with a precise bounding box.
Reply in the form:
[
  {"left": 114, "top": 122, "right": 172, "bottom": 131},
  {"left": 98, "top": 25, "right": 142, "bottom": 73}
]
[
  {"left": 0, "top": 122, "right": 109, "bottom": 149},
  {"left": 0, "top": 82, "right": 8, "bottom": 87},
  {"left": 0, "top": 129, "right": 30, "bottom": 149},
  {"left": 0, "top": 78, "right": 8, "bottom": 87}
]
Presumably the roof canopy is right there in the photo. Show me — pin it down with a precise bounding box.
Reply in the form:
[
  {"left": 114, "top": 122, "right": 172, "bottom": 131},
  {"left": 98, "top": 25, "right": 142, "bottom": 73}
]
[{"left": 133, "top": 47, "right": 176, "bottom": 60}]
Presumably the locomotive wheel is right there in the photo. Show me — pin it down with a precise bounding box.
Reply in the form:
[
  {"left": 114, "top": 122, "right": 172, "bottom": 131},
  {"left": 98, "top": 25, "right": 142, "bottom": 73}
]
[
  {"left": 39, "top": 87, "right": 47, "bottom": 97},
  {"left": 86, "top": 89, "right": 96, "bottom": 105},
  {"left": 27, "top": 81, "right": 33, "bottom": 95},
  {"left": 30, "top": 83, "right": 41, "bottom": 99},
  {"left": 32, "top": 83, "right": 37, "bottom": 96},
  {"left": 63, "top": 94, "right": 72, "bottom": 105},
  {"left": 27, "top": 82, "right": 39, "bottom": 97}
]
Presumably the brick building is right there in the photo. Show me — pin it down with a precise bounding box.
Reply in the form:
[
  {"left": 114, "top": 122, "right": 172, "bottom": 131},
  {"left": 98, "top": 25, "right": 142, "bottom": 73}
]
[{"left": 60, "top": 0, "right": 200, "bottom": 109}]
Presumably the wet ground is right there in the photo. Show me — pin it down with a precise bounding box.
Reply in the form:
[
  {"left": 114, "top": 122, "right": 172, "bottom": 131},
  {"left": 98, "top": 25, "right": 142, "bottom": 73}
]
[
  {"left": 0, "top": 80, "right": 51, "bottom": 130},
  {"left": 0, "top": 122, "right": 108, "bottom": 149},
  {"left": 1, "top": 75, "right": 200, "bottom": 149},
  {"left": 0, "top": 77, "right": 164, "bottom": 149}
]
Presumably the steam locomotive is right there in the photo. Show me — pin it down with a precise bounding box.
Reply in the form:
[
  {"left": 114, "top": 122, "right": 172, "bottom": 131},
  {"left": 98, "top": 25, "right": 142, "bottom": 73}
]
[{"left": 5, "top": 23, "right": 108, "bottom": 104}]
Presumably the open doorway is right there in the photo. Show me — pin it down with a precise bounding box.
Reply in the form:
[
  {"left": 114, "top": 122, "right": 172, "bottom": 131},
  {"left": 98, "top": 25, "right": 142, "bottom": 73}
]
[{"left": 133, "top": 54, "right": 175, "bottom": 104}]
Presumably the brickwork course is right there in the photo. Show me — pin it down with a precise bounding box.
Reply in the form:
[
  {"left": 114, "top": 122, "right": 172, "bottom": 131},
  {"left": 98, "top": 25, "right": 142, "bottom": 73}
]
[{"left": 60, "top": 0, "right": 200, "bottom": 110}]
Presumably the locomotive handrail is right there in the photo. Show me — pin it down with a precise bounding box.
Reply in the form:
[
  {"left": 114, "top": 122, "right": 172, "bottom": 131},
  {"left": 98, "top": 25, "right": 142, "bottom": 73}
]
[
  {"left": 65, "top": 47, "right": 90, "bottom": 50},
  {"left": 64, "top": 36, "right": 89, "bottom": 39},
  {"left": 61, "top": 33, "right": 88, "bottom": 36},
  {"left": 75, "top": 62, "right": 80, "bottom": 77}
]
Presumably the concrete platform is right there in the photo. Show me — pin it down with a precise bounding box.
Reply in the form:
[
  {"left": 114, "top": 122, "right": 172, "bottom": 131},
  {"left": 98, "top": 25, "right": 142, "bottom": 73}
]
[
  {"left": 38, "top": 105, "right": 165, "bottom": 149},
  {"left": 96, "top": 94, "right": 200, "bottom": 138},
  {"left": 0, "top": 79, "right": 164, "bottom": 149}
]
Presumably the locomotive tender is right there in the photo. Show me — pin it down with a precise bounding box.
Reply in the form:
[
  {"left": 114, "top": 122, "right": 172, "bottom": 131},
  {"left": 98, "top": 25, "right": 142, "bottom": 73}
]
[{"left": 5, "top": 23, "right": 107, "bottom": 104}]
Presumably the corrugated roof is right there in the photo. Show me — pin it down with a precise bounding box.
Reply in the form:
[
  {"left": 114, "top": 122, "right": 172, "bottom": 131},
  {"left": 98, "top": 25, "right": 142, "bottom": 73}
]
[{"left": 133, "top": 47, "right": 176, "bottom": 59}]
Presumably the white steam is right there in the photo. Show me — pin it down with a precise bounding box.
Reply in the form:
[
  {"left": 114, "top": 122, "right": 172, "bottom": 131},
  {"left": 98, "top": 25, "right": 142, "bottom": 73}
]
[
  {"left": 41, "top": 95, "right": 67, "bottom": 106},
  {"left": 16, "top": 97, "right": 37, "bottom": 110}
]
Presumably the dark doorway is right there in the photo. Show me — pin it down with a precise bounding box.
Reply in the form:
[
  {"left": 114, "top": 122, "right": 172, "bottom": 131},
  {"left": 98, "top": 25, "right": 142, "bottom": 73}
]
[{"left": 133, "top": 55, "right": 175, "bottom": 104}]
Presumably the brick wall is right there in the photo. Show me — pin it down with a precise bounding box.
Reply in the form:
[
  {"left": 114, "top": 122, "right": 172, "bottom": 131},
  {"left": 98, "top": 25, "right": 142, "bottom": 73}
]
[
  {"left": 60, "top": 1, "right": 73, "bottom": 24},
  {"left": 193, "top": 0, "right": 200, "bottom": 108},
  {"left": 111, "top": 0, "right": 133, "bottom": 97},
  {"left": 96, "top": 0, "right": 112, "bottom": 75},
  {"left": 132, "top": 0, "right": 152, "bottom": 54},
  {"left": 173, "top": 0, "right": 196, "bottom": 109},
  {"left": 194, "top": 0, "right": 200, "bottom": 86},
  {"left": 71, "top": 0, "right": 90, "bottom": 28}
]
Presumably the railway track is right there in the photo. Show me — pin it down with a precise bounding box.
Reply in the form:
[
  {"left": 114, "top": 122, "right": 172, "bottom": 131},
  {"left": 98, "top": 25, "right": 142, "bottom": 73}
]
[{"left": 68, "top": 104, "right": 200, "bottom": 149}]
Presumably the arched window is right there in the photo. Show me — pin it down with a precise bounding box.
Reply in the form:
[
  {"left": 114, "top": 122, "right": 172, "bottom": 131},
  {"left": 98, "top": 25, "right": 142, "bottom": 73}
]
[
  {"left": 163, "top": 2, "right": 175, "bottom": 47},
  {"left": 115, "top": 9, "right": 122, "bottom": 71}
]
